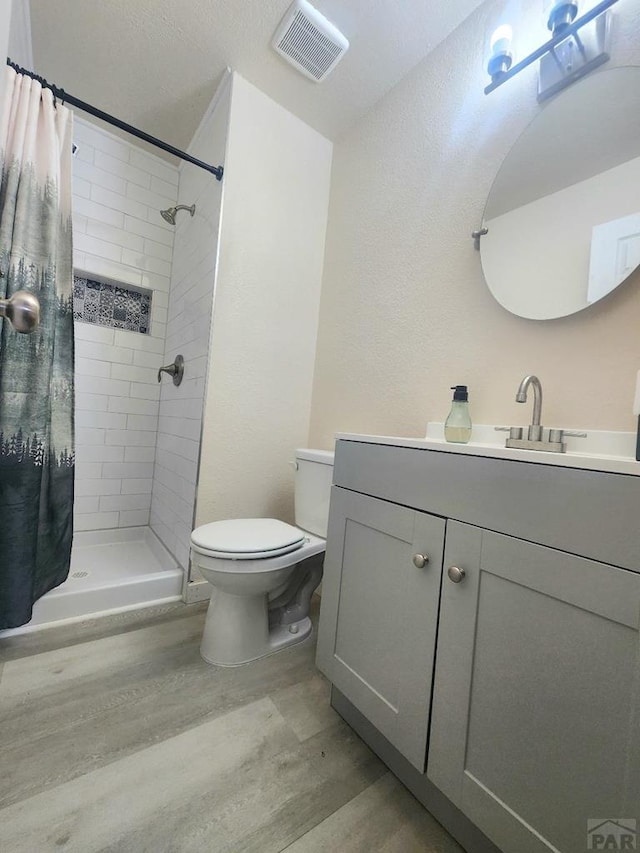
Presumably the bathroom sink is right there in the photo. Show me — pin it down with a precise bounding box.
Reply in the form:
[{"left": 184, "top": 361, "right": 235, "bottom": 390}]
[{"left": 335, "top": 424, "right": 639, "bottom": 477}]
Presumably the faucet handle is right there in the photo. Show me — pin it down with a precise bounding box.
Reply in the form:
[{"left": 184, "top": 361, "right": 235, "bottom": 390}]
[
  {"left": 495, "top": 426, "right": 524, "bottom": 439},
  {"left": 548, "top": 428, "right": 587, "bottom": 443}
]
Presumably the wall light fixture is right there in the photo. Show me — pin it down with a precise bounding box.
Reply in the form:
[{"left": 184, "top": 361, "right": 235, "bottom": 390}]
[{"left": 485, "top": 0, "right": 619, "bottom": 101}]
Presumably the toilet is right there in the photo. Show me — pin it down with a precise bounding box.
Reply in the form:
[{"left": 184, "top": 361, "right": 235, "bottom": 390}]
[{"left": 190, "top": 448, "right": 334, "bottom": 666}]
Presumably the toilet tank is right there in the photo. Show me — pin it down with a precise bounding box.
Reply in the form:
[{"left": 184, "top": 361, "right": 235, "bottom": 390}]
[{"left": 294, "top": 448, "right": 334, "bottom": 538}]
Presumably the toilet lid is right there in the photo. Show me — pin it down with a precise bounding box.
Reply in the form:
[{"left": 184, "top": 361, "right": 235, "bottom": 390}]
[{"left": 190, "top": 518, "right": 306, "bottom": 560}]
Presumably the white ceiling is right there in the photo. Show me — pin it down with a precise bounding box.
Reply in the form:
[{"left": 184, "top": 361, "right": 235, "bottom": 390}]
[{"left": 28, "top": 0, "right": 485, "bottom": 154}]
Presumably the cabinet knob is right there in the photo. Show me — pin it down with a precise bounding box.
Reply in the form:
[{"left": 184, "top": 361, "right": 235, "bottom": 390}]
[
  {"left": 412, "top": 553, "right": 429, "bottom": 568},
  {"left": 447, "top": 565, "right": 466, "bottom": 583}
]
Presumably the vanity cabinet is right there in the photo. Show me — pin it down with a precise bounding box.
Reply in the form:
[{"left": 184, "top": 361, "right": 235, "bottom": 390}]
[
  {"left": 316, "top": 486, "right": 445, "bottom": 771},
  {"left": 429, "top": 521, "right": 640, "bottom": 853},
  {"left": 317, "top": 438, "right": 640, "bottom": 853}
]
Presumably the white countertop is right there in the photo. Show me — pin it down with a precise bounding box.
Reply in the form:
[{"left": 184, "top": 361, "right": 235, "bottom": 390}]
[{"left": 335, "top": 423, "right": 640, "bottom": 477}]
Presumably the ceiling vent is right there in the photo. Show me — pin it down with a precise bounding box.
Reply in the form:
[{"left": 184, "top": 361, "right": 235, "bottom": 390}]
[{"left": 272, "top": 0, "right": 349, "bottom": 83}]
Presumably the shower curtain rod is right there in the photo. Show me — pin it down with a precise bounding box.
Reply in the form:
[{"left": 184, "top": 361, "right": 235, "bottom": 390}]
[{"left": 6, "top": 59, "right": 224, "bottom": 182}]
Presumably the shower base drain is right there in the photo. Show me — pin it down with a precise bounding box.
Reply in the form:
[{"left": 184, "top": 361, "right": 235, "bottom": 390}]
[{"left": 71, "top": 570, "right": 89, "bottom": 579}]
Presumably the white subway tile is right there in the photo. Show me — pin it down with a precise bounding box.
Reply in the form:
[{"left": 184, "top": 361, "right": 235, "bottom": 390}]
[
  {"left": 94, "top": 150, "right": 152, "bottom": 188},
  {"left": 74, "top": 158, "right": 127, "bottom": 195},
  {"left": 75, "top": 357, "right": 111, "bottom": 379},
  {"left": 77, "top": 411, "right": 128, "bottom": 430},
  {"left": 100, "top": 493, "right": 151, "bottom": 512},
  {"left": 76, "top": 427, "right": 106, "bottom": 445},
  {"left": 123, "top": 215, "right": 174, "bottom": 247},
  {"left": 91, "top": 185, "right": 149, "bottom": 221},
  {"left": 73, "top": 177, "right": 91, "bottom": 199},
  {"left": 143, "top": 239, "right": 173, "bottom": 262},
  {"left": 132, "top": 349, "right": 162, "bottom": 369},
  {"left": 74, "top": 496, "right": 100, "bottom": 514},
  {"left": 121, "top": 249, "right": 171, "bottom": 278},
  {"left": 74, "top": 119, "right": 131, "bottom": 159},
  {"left": 75, "top": 512, "right": 119, "bottom": 531},
  {"left": 120, "top": 509, "right": 151, "bottom": 528},
  {"left": 150, "top": 175, "right": 179, "bottom": 200},
  {"left": 73, "top": 250, "right": 87, "bottom": 270},
  {"left": 76, "top": 340, "right": 134, "bottom": 365},
  {"left": 75, "top": 142, "right": 94, "bottom": 164},
  {"left": 126, "top": 414, "right": 157, "bottom": 431},
  {"left": 73, "top": 196, "right": 125, "bottom": 229},
  {"left": 158, "top": 398, "right": 203, "bottom": 419},
  {"left": 107, "top": 397, "right": 159, "bottom": 416},
  {"left": 140, "top": 271, "right": 171, "bottom": 293},
  {"left": 79, "top": 255, "right": 142, "bottom": 287},
  {"left": 75, "top": 480, "right": 122, "bottom": 497},
  {"left": 76, "top": 376, "right": 131, "bottom": 397},
  {"left": 156, "top": 432, "right": 199, "bottom": 462},
  {"left": 102, "top": 462, "right": 155, "bottom": 479},
  {"left": 151, "top": 481, "right": 192, "bottom": 526},
  {"left": 75, "top": 445, "right": 125, "bottom": 463},
  {"left": 124, "top": 446, "right": 156, "bottom": 463},
  {"left": 126, "top": 181, "right": 175, "bottom": 211},
  {"left": 75, "top": 462, "right": 102, "bottom": 479},
  {"left": 105, "top": 429, "right": 157, "bottom": 447},
  {"left": 74, "top": 324, "right": 115, "bottom": 344},
  {"left": 158, "top": 416, "right": 201, "bottom": 442},
  {"left": 121, "top": 478, "right": 153, "bottom": 495},
  {"left": 153, "top": 290, "right": 169, "bottom": 309},
  {"left": 86, "top": 220, "right": 144, "bottom": 253},
  {"left": 111, "top": 363, "right": 158, "bottom": 384},
  {"left": 113, "top": 330, "right": 164, "bottom": 354},
  {"left": 72, "top": 213, "right": 88, "bottom": 234},
  {"left": 129, "top": 382, "right": 160, "bottom": 401},
  {"left": 75, "top": 233, "right": 123, "bottom": 263},
  {"left": 129, "top": 149, "right": 179, "bottom": 185},
  {"left": 75, "top": 393, "right": 109, "bottom": 412},
  {"left": 151, "top": 305, "right": 168, "bottom": 325}
]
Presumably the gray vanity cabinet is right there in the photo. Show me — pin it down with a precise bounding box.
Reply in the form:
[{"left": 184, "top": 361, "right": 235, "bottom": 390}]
[
  {"left": 428, "top": 521, "right": 640, "bottom": 853},
  {"left": 316, "top": 486, "right": 445, "bottom": 771}
]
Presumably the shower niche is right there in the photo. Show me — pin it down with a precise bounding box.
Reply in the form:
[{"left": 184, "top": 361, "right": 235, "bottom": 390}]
[{"left": 73, "top": 274, "right": 152, "bottom": 335}]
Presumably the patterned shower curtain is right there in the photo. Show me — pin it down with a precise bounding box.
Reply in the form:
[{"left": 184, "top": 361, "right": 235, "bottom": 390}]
[{"left": 0, "top": 67, "right": 74, "bottom": 629}]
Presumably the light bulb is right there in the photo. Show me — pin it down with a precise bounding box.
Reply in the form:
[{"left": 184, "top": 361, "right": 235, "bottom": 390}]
[
  {"left": 490, "top": 24, "right": 513, "bottom": 54},
  {"left": 487, "top": 24, "right": 514, "bottom": 82}
]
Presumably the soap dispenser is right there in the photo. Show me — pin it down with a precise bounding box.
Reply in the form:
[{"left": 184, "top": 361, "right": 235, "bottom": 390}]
[{"left": 444, "top": 385, "right": 472, "bottom": 444}]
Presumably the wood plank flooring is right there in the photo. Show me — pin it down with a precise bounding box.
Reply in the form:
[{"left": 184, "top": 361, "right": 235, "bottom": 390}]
[{"left": 0, "top": 598, "right": 463, "bottom": 852}]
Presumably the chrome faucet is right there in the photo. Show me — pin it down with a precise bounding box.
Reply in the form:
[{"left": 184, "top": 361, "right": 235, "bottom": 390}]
[
  {"left": 515, "top": 374, "right": 543, "bottom": 441},
  {"left": 497, "top": 374, "right": 587, "bottom": 453}
]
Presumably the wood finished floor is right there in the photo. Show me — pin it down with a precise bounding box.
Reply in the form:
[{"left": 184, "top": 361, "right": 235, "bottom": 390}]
[{"left": 0, "top": 599, "right": 463, "bottom": 853}]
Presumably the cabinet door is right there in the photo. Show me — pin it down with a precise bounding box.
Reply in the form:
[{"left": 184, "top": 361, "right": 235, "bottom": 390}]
[
  {"left": 428, "top": 521, "right": 640, "bottom": 853},
  {"left": 316, "top": 487, "right": 445, "bottom": 771}
]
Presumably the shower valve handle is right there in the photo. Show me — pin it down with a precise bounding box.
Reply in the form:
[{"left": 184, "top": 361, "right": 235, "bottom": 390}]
[{"left": 158, "top": 354, "right": 184, "bottom": 386}]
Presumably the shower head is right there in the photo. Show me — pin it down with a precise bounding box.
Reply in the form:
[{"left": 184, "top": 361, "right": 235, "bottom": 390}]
[{"left": 160, "top": 203, "right": 196, "bottom": 225}]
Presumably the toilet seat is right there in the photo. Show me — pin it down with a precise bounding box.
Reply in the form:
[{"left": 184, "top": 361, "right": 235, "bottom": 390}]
[{"left": 190, "top": 518, "right": 306, "bottom": 561}]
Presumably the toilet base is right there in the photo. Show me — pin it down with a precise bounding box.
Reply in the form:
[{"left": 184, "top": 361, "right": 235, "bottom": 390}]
[{"left": 199, "top": 587, "right": 313, "bottom": 667}]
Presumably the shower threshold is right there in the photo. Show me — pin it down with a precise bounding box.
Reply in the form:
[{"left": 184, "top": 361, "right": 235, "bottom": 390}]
[{"left": 0, "top": 527, "right": 183, "bottom": 636}]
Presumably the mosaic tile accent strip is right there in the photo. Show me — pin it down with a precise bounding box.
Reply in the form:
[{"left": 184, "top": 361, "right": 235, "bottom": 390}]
[{"left": 73, "top": 274, "right": 151, "bottom": 334}]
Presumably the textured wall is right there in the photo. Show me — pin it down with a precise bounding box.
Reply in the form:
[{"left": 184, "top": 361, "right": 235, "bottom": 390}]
[
  {"left": 72, "top": 118, "right": 178, "bottom": 531},
  {"left": 309, "top": 0, "right": 640, "bottom": 447},
  {"left": 195, "top": 73, "right": 332, "bottom": 528},
  {"left": 150, "top": 76, "right": 230, "bottom": 571}
]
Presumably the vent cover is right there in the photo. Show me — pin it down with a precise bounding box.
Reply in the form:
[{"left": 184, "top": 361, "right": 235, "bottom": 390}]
[{"left": 272, "top": 0, "right": 349, "bottom": 83}]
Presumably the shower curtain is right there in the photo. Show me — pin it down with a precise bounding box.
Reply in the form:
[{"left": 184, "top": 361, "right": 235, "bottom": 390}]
[{"left": 0, "top": 67, "right": 74, "bottom": 629}]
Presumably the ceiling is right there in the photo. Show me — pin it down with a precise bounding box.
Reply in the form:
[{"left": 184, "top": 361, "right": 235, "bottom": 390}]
[{"left": 29, "top": 0, "right": 485, "bottom": 154}]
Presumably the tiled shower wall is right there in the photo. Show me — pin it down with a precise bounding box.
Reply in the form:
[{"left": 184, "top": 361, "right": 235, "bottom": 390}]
[
  {"left": 71, "top": 118, "right": 179, "bottom": 531},
  {"left": 150, "top": 79, "right": 230, "bottom": 570}
]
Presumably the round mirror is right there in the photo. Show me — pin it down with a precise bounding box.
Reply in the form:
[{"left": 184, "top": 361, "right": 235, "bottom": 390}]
[{"left": 481, "top": 67, "right": 640, "bottom": 320}]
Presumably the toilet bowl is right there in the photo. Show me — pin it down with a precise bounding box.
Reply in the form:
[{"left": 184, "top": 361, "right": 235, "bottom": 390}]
[{"left": 191, "top": 449, "right": 333, "bottom": 666}]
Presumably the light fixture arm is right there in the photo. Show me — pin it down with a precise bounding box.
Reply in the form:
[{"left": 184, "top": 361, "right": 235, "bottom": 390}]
[{"left": 484, "top": 0, "right": 619, "bottom": 97}]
